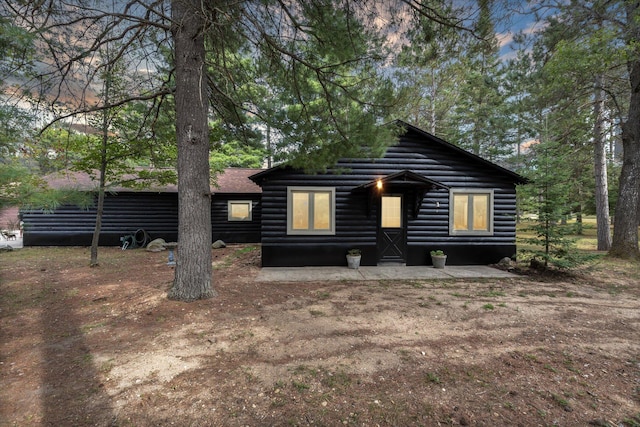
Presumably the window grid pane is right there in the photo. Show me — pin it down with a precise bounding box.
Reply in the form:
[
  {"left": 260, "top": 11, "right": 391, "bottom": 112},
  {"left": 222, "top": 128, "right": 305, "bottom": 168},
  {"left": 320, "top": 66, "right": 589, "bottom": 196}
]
[
  {"left": 472, "top": 194, "right": 489, "bottom": 231},
  {"left": 230, "top": 203, "right": 250, "bottom": 221},
  {"left": 453, "top": 194, "right": 469, "bottom": 231},
  {"left": 313, "top": 192, "right": 330, "bottom": 230},
  {"left": 381, "top": 196, "right": 402, "bottom": 228},
  {"left": 292, "top": 192, "right": 309, "bottom": 230}
]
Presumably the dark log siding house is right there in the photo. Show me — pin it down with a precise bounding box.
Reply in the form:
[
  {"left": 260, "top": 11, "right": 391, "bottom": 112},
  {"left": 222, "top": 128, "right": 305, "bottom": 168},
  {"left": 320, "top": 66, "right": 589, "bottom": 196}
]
[
  {"left": 21, "top": 168, "right": 262, "bottom": 246},
  {"left": 250, "top": 121, "right": 526, "bottom": 267}
]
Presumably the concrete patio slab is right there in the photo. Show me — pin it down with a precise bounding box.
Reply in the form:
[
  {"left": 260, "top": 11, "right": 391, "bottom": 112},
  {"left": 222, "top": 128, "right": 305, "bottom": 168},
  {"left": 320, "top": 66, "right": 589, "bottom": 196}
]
[{"left": 256, "top": 265, "right": 516, "bottom": 282}]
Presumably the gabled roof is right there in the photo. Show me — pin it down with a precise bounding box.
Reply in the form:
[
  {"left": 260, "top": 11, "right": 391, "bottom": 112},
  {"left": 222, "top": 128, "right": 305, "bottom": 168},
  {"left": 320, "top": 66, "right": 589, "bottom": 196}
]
[
  {"left": 250, "top": 120, "right": 527, "bottom": 185},
  {"left": 396, "top": 120, "right": 528, "bottom": 184},
  {"left": 43, "top": 170, "right": 178, "bottom": 193},
  {"left": 212, "top": 168, "right": 263, "bottom": 194},
  {"left": 45, "top": 168, "right": 264, "bottom": 194}
]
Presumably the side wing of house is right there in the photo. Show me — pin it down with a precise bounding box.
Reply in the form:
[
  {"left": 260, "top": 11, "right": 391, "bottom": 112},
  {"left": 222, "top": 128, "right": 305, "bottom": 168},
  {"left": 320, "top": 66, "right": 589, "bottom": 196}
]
[
  {"left": 211, "top": 194, "right": 261, "bottom": 243},
  {"left": 252, "top": 123, "right": 525, "bottom": 267},
  {"left": 21, "top": 168, "right": 263, "bottom": 246},
  {"left": 22, "top": 192, "right": 180, "bottom": 246}
]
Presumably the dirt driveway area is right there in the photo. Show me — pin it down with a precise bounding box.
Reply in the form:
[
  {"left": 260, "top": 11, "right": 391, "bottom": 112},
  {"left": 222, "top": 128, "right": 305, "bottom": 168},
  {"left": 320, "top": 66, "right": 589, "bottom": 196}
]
[{"left": 1, "top": 245, "right": 639, "bottom": 426}]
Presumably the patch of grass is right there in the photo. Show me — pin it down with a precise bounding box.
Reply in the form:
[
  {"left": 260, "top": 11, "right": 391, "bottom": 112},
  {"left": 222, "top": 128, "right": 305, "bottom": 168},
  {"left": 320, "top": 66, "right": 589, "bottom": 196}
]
[
  {"left": 451, "top": 292, "right": 470, "bottom": 298},
  {"left": 242, "top": 367, "right": 257, "bottom": 382},
  {"left": 234, "top": 245, "right": 258, "bottom": 255},
  {"left": 316, "top": 291, "right": 330, "bottom": 299},
  {"left": 482, "top": 303, "right": 494, "bottom": 310},
  {"left": 425, "top": 372, "right": 441, "bottom": 384},
  {"left": 563, "top": 354, "right": 582, "bottom": 374},
  {"left": 214, "top": 245, "right": 258, "bottom": 269},
  {"left": 322, "top": 370, "right": 351, "bottom": 388},
  {"left": 622, "top": 414, "right": 640, "bottom": 427},
  {"left": 100, "top": 359, "right": 115, "bottom": 374},
  {"left": 408, "top": 281, "right": 425, "bottom": 289},
  {"left": 77, "top": 353, "right": 93, "bottom": 365},
  {"left": 309, "top": 309, "right": 325, "bottom": 317},
  {"left": 397, "top": 349, "right": 412, "bottom": 362},
  {"left": 292, "top": 365, "right": 318, "bottom": 377},
  {"left": 479, "top": 290, "right": 506, "bottom": 297},
  {"left": 543, "top": 364, "right": 557, "bottom": 373},
  {"left": 551, "top": 393, "right": 570, "bottom": 410},
  {"left": 608, "top": 286, "right": 625, "bottom": 296},
  {"left": 498, "top": 302, "right": 507, "bottom": 307},
  {"left": 292, "top": 380, "right": 310, "bottom": 391},
  {"left": 65, "top": 288, "right": 79, "bottom": 297}
]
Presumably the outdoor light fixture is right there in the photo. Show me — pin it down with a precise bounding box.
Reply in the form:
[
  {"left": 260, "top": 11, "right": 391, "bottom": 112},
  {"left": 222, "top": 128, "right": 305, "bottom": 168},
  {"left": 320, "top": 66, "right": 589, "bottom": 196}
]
[{"left": 376, "top": 179, "right": 383, "bottom": 190}]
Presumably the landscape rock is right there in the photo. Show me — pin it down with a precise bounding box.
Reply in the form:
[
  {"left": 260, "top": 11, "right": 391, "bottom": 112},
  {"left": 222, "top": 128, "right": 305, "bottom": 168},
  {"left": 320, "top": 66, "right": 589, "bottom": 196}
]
[
  {"left": 146, "top": 238, "right": 167, "bottom": 252},
  {"left": 212, "top": 240, "right": 226, "bottom": 249}
]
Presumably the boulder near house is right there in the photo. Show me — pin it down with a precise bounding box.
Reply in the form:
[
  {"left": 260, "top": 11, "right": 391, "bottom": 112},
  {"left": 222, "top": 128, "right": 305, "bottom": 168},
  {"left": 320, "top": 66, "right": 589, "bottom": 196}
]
[
  {"left": 249, "top": 121, "right": 526, "bottom": 267},
  {"left": 21, "top": 121, "right": 526, "bottom": 266}
]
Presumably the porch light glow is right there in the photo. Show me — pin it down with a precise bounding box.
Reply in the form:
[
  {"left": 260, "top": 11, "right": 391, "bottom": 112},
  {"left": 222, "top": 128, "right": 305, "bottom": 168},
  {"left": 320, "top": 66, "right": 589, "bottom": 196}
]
[{"left": 376, "top": 179, "right": 383, "bottom": 190}]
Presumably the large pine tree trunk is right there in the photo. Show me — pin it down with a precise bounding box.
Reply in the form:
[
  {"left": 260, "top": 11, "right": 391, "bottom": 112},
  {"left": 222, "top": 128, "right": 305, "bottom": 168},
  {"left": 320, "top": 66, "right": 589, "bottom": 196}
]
[
  {"left": 593, "top": 75, "right": 611, "bottom": 251},
  {"left": 168, "top": 0, "right": 215, "bottom": 301},
  {"left": 610, "top": 65, "right": 640, "bottom": 257}
]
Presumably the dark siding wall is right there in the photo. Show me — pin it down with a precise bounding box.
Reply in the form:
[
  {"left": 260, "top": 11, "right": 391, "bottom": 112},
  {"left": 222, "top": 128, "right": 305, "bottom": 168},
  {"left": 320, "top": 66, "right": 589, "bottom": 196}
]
[
  {"left": 260, "top": 175, "right": 378, "bottom": 266},
  {"left": 259, "top": 132, "right": 520, "bottom": 266},
  {"left": 23, "top": 192, "right": 262, "bottom": 246},
  {"left": 22, "top": 192, "right": 179, "bottom": 246},
  {"left": 211, "top": 194, "right": 261, "bottom": 243}
]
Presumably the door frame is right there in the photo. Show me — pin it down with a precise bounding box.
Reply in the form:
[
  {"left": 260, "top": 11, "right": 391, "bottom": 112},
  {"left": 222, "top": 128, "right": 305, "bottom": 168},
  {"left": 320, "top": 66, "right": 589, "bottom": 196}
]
[{"left": 377, "top": 193, "right": 407, "bottom": 263}]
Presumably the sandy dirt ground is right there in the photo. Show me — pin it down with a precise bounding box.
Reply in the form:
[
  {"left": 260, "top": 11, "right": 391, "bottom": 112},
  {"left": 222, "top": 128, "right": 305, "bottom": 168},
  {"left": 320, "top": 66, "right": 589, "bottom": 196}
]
[{"left": 1, "top": 245, "right": 639, "bottom": 426}]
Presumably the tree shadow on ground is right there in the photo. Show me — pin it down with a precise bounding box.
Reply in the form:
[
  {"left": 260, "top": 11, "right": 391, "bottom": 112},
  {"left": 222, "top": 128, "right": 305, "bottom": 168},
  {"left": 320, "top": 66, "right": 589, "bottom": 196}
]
[{"left": 41, "top": 281, "right": 116, "bottom": 426}]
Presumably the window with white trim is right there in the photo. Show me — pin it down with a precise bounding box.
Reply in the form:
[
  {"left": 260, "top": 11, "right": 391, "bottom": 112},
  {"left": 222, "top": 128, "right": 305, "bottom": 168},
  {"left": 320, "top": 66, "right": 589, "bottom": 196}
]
[
  {"left": 287, "top": 187, "right": 335, "bottom": 235},
  {"left": 228, "top": 200, "right": 252, "bottom": 221},
  {"left": 449, "top": 189, "right": 494, "bottom": 235}
]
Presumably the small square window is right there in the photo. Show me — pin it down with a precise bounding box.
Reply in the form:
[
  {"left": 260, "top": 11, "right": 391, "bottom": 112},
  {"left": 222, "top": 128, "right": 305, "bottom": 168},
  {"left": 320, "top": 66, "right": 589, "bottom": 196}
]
[{"left": 228, "top": 201, "right": 252, "bottom": 221}]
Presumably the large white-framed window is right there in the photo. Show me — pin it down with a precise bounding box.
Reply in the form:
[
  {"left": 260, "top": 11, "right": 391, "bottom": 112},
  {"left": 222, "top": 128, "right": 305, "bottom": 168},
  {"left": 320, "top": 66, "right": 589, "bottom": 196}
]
[
  {"left": 449, "top": 189, "right": 494, "bottom": 235},
  {"left": 228, "top": 200, "right": 253, "bottom": 222},
  {"left": 287, "top": 187, "right": 335, "bottom": 235}
]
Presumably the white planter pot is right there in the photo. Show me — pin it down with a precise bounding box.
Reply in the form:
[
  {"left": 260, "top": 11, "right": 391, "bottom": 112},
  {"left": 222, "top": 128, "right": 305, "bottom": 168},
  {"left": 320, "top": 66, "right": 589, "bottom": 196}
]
[
  {"left": 347, "top": 254, "right": 361, "bottom": 269},
  {"left": 431, "top": 255, "right": 447, "bottom": 269}
]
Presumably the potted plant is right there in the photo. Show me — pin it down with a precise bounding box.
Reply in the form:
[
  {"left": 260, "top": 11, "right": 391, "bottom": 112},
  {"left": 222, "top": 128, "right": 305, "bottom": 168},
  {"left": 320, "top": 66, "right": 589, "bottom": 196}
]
[
  {"left": 346, "top": 248, "right": 362, "bottom": 269},
  {"left": 430, "top": 249, "right": 447, "bottom": 269}
]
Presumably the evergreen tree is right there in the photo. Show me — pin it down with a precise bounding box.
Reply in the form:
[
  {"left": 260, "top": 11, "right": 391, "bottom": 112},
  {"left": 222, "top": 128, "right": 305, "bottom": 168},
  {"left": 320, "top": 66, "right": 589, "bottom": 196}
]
[
  {"left": 449, "top": 0, "right": 510, "bottom": 161},
  {"left": 393, "top": 1, "right": 466, "bottom": 138}
]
